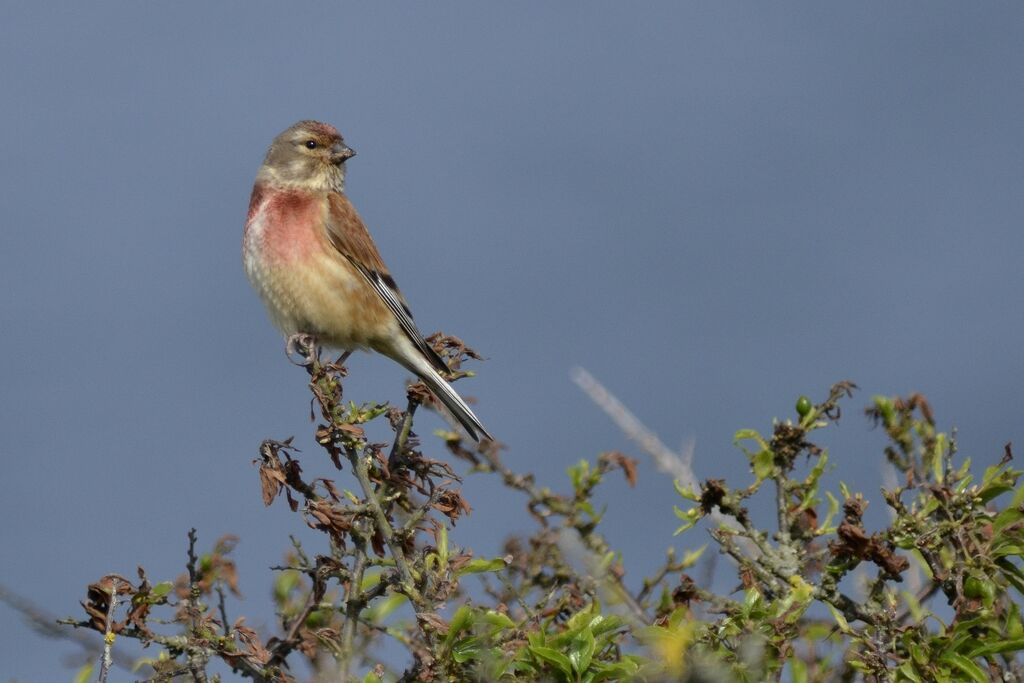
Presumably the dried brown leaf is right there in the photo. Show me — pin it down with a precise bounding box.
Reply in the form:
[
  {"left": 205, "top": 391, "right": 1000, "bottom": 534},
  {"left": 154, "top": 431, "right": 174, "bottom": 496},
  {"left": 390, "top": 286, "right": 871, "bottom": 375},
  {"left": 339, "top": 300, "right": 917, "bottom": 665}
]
[
  {"left": 416, "top": 611, "right": 450, "bottom": 636},
  {"left": 432, "top": 489, "right": 472, "bottom": 524},
  {"left": 601, "top": 451, "right": 639, "bottom": 487},
  {"left": 234, "top": 617, "right": 272, "bottom": 665}
]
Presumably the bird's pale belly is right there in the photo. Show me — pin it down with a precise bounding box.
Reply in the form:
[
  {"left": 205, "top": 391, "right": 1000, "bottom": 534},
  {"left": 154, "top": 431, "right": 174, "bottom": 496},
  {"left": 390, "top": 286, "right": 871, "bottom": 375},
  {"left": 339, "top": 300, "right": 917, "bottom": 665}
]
[{"left": 244, "top": 235, "right": 394, "bottom": 351}]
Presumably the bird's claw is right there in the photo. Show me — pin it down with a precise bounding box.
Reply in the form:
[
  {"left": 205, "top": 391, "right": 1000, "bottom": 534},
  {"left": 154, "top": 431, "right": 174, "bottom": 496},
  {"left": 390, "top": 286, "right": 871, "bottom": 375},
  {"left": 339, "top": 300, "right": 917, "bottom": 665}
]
[{"left": 286, "top": 333, "right": 319, "bottom": 366}]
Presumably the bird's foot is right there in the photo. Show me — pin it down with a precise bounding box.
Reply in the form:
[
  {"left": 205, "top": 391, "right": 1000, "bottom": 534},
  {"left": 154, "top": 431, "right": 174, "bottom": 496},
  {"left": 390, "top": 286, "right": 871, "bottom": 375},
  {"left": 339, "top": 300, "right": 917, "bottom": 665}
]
[{"left": 286, "top": 333, "right": 319, "bottom": 366}]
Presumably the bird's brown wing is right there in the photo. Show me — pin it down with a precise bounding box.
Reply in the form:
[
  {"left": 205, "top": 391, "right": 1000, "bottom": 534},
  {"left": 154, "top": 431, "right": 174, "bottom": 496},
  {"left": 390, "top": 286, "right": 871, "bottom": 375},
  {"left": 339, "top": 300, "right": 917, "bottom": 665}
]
[{"left": 324, "top": 192, "right": 450, "bottom": 374}]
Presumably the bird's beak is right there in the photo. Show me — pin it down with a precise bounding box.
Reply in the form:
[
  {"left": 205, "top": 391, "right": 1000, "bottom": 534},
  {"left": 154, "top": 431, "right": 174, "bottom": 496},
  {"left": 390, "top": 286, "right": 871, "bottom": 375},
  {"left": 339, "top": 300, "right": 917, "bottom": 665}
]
[{"left": 330, "top": 143, "right": 356, "bottom": 165}]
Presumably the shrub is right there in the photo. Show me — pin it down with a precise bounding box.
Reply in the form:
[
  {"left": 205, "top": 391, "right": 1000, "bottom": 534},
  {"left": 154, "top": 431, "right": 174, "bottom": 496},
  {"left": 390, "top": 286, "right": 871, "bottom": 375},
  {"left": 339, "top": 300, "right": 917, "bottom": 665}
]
[{"left": 59, "top": 340, "right": 1024, "bottom": 681}]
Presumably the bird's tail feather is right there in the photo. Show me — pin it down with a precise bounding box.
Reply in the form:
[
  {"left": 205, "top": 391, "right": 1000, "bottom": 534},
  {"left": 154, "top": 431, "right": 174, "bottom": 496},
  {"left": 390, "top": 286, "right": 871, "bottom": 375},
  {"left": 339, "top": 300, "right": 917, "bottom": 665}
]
[
  {"left": 401, "top": 355, "right": 491, "bottom": 442},
  {"left": 418, "top": 365, "right": 492, "bottom": 442}
]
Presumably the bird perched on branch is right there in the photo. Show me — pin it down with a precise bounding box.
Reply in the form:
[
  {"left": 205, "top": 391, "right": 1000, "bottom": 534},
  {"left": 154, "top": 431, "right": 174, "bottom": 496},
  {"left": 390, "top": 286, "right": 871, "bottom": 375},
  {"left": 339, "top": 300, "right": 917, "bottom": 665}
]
[{"left": 243, "top": 120, "right": 492, "bottom": 441}]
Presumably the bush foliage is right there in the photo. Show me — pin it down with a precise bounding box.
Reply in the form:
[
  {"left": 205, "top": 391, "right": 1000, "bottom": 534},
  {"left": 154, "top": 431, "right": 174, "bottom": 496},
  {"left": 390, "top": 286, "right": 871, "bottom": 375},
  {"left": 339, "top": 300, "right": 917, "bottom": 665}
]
[{"left": 60, "top": 339, "right": 1024, "bottom": 682}]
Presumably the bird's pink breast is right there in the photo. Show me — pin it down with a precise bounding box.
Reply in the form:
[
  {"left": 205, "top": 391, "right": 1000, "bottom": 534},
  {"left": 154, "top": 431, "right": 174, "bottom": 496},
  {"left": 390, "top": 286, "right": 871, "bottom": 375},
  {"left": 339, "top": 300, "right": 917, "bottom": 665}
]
[{"left": 245, "top": 184, "right": 326, "bottom": 265}]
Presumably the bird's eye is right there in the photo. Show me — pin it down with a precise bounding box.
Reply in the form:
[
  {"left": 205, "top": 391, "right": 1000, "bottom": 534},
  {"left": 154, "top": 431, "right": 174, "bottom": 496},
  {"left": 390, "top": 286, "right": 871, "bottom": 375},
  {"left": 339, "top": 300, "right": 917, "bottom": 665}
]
[{"left": 305, "top": 140, "right": 318, "bottom": 149}]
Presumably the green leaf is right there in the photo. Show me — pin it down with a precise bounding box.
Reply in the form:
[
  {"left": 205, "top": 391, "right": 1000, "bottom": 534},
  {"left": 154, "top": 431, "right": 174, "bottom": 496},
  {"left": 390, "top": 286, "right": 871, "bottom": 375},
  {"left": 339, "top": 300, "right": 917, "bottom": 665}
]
[
  {"left": 568, "top": 460, "right": 590, "bottom": 491},
  {"left": 360, "top": 571, "right": 385, "bottom": 591},
  {"left": 870, "top": 396, "right": 894, "bottom": 425},
  {"left": 752, "top": 449, "right": 775, "bottom": 481},
  {"left": 362, "top": 671, "right": 382, "bottom": 683},
  {"left": 932, "top": 432, "right": 947, "bottom": 483},
  {"left": 530, "top": 645, "right": 574, "bottom": 680},
  {"left": 825, "top": 604, "right": 852, "bottom": 634},
  {"left": 273, "top": 570, "right": 301, "bottom": 602},
  {"left": 564, "top": 602, "right": 598, "bottom": 632},
  {"left": 992, "top": 505, "right": 1024, "bottom": 534},
  {"left": 974, "top": 464, "right": 1015, "bottom": 501},
  {"left": 481, "top": 610, "right": 516, "bottom": 631},
  {"left": 897, "top": 662, "right": 926, "bottom": 683},
  {"left": 789, "top": 656, "right": 808, "bottom": 683},
  {"left": 741, "top": 588, "right": 763, "bottom": 619},
  {"left": 451, "top": 636, "right": 482, "bottom": 663},
  {"left": 361, "top": 592, "right": 405, "bottom": 624},
  {"left": 802, "top": 449, "right": 829, "bottom": 489},
  {"left": 150, "top": 581, "right": 174, "bottom": 599},
  {"left": 1007, "top": 476, "right": 1024, "bottom": 510},
  {"left": 487, "top": 651, "right": 513, "bottom": 680},
  {"left": 993, "top": 544, "right": 1024, "bottom": 559},
  {"left": 997, "top": 558, "right": 1024, "bottom": 595},
  {"left": 568, "top": 627, "right": 596, "bottom": 674},
  {"left": 734, "top": 429, "right": 769, "bottom": 450},
  {"left": 1005, "top": 602, "right": 1024, "bottom": 638},
  {"left": 939, "top": 652, "right": 987, "bottom": 683},
  {"left": 456, "top": 557, "right": 509, "bottom": 576},
  {"left": 674, "top": 480, "right": 700, "bottom": 501},
  {"left": 672, "top": 506, "right": 701, "bottom": 535},
  {"left": 73, "top": 662, "right": 95, "bottom": 683},
  {"left": 680, "top": 545, "right": 707, "bottom": 569},
  {"left": 967, "top": 637, "right": 1024, "bottom": 657},
  {"left": 436, "top": 525, "right": 449, "bottom": 568},
  {"left": 981, "top": 481, "right": 1017, "bottom": 503},
  {"left": 552, "top": 617, "right": 594, "bottom": 647},
  {"left": 445, "top": 605, "right": 475, "bottom": 646},
  {"left": 908, "top": 641, "right": 928, "bottom": 666},
  {"left": 818, "top": 490, "right": 840, "bottom": 533},
  {"left": 590, "top": 614, "right": 626, "bottom": 640},
  {"left": 589, "top": 658, "right": 642, "bottom": 682},
  {"left": 527, "top": 629, "right": 545, "bottom": 649}
]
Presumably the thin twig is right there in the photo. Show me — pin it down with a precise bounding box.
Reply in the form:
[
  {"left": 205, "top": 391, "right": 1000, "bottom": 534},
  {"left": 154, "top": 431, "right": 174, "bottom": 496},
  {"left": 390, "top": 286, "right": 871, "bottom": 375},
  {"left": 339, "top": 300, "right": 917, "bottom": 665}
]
[
  {"left": 346, "top": 445, "right": 423, "bottom": 605},
  {"left": 97, "top": 582, "right": 117, "bottom": 683},
  {"left": 636, "top": 549, "right": 683, "bottom": 604},
  {"left": 185, "top": 529, "right": 209, "bottom": 683},
  {"left": 338, "top": 531, "right": 369, "bottom": 681},
  {"left": 388, "top": 398, "right": 419, "bottom": 469},
  {"left": 216, "top": 585, "right": 230, "bottom": 638}
]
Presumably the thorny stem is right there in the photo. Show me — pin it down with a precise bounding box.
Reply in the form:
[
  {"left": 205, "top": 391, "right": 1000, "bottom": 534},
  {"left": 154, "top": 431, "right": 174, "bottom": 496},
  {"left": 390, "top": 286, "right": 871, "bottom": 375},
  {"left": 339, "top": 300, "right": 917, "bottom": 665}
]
[
  {"left": 346, "top": 445, "right": 423, "bottom": 605},
  {"left": 338, "top": 531, "right": 369, "bottom": 681},
  {"left": 296, "top": 337, "right": 422, "bottom": 604},
  {"left": 185, "top": 529, "right": 210, "bottom": 683},
  {"left": 715, "top": 528, "right": 784, "bottom": 596},
  {"left": 388, "top": 398, "right": 419, "bottom": 469},
  {"left": 216, "top": 585, "right": 230, "bottom": 638},
  {"left": 284, "top": 593, "right": 318, "bottom": 650},
  {"left": 476, "top": 444, "right": 544, "bottom": 504},
  {"left": 97, "top": 581, "right": 117, "bottom": 683},
  {"left": 774, "top": 475, "right": 792, "bottom": 546}
]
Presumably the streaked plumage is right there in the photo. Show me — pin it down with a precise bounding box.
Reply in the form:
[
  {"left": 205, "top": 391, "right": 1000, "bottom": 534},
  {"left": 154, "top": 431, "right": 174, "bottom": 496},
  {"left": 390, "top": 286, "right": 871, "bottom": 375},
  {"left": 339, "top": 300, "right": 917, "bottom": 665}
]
[{"left": 243, "top": 120, "right": 491, "bottom": 441}]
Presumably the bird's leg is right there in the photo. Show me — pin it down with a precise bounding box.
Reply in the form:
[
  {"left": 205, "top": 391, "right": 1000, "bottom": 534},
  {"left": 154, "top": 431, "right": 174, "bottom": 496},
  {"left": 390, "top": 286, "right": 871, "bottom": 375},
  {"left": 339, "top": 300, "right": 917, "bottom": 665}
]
[
  {"left": 286, "top": 333, "right": 319, "bottom": 366},
  {"left": 336, "top": 350, "right": 353, "bottom": 366}
]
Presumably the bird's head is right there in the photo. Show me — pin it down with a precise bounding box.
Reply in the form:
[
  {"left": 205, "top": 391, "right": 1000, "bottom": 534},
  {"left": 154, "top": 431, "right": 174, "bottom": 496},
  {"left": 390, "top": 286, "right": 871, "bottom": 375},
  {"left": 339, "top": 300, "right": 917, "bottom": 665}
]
[{"left": 259, "top": 120, "right": 356, "bottom": 192}]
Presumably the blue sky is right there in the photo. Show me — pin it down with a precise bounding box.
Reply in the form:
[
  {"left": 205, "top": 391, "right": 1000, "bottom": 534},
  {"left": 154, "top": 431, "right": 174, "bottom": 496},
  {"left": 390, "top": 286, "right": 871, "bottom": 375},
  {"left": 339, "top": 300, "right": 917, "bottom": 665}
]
[{"left": 1, "top": 3, "right": 1022, "bottom": 679}]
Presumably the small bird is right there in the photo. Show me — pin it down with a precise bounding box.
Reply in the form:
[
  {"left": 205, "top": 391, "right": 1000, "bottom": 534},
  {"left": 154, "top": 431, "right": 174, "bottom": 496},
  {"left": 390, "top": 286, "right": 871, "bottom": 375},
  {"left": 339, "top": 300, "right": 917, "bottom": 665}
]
[{"left": 243, "top": 120, "right": 492, "bottom": 441}]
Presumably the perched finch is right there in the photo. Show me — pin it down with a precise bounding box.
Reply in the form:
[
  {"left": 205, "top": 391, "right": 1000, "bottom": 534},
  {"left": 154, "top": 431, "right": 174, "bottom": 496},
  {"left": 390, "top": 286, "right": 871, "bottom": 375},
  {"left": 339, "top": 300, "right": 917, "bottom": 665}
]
[{"left": 243, "top": 120, "right": 492, "bottom": 441}]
